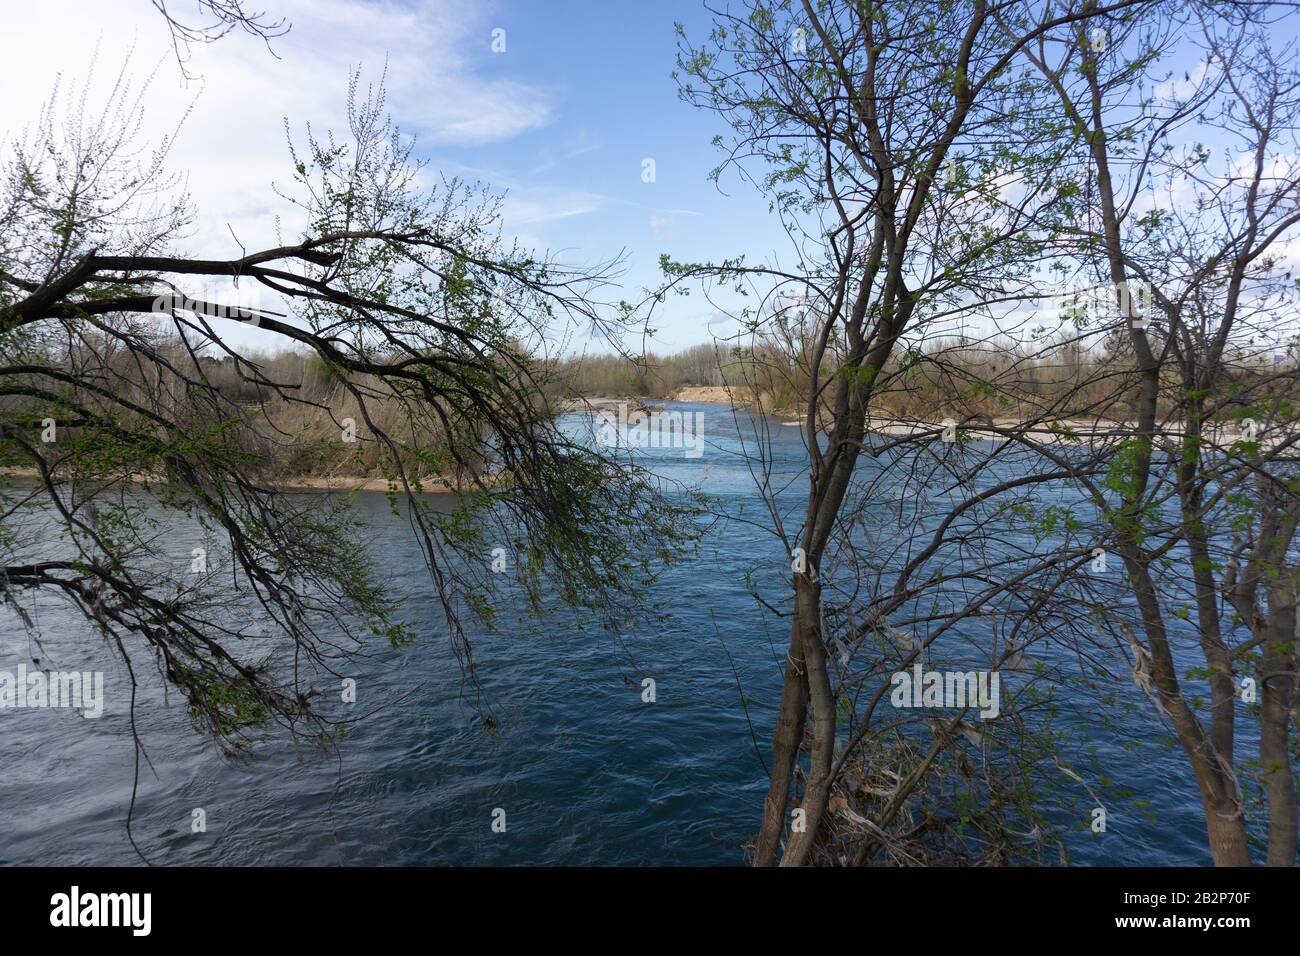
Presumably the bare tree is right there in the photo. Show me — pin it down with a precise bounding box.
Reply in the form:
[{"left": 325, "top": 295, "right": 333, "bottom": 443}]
[
  {"left": 150, "top": 0, "right": 290, "bottom": 77},
  {"left": 1021, "top": 0, "right": 1300, "bottom": 865},
  {"left": 671, "top": 0, "right": 1159, "bottom": 866}
]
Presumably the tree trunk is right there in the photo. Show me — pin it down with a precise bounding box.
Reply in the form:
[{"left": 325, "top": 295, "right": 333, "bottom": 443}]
[
  {"left": 1127, "top": 554, "right": 1250, "bottom": 866},
  {"left": 1260, "top": 577, "right": 1298, "bottom": 866},
  {"left": 753, "top": 627, "right": 809, "bottom": 866},
  {"left": 1203, "top": 806, "right": 1252, "bottom": 867},
  {"left": 779, "top": 573, "right": 835, "bottom": 866}
]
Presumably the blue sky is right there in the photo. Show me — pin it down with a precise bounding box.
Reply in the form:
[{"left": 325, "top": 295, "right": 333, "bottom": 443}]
[
  {"left": 424, "top": 0, "right": 779, "bottom": 349},
  {"left": 0, "top": 0, "right": 781, "bottom": 353},
  {"left": 6, "top": 2, "right": 1293, "bottom": 356}
]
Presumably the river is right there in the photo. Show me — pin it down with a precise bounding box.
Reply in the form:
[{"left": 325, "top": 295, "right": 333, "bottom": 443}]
[{"left": 0, "top": 401, "right": 1227, "bottom": 864}]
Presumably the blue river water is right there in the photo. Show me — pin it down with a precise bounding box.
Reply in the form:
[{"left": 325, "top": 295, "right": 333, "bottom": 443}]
[{"left": 0, "top": 402, "right": 1233, "bottom": 865}]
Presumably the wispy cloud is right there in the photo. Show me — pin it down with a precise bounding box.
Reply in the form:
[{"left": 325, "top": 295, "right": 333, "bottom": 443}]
[
  {"left": 0, "top": 0, "right": 558, "bottom": 255},
  {"left": 530, "top": 129, "right": 603, "bottom": 174}
]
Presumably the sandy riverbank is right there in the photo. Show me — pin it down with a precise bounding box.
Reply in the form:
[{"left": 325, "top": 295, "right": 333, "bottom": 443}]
[
  {"left": 0, "top": 466, "right": 466, "bottom": 493},
  {"left": 652, "top": 394, "right": 1271, "bottom": 446},
  {"left": 668, "top": 386, "right": 743, "bottom": 405}
]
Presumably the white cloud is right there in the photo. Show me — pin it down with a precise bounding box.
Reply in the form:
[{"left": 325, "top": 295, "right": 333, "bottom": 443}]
[
  {"left": 0, "top": 0, "right": 556, "bottom": 258},
  {"left": 1152, "top": 58, "right": 1220, "bottom": 105},
  {"left": 503, "top": 189, "right": 603, "bottom": 227}
]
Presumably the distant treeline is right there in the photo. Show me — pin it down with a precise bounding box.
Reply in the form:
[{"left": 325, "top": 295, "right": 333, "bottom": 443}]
[
  {"left": 542, "top": 343, "right": 726, "bottom": 399},
  {"left": 1, "top": 336, "right": 485, "bottom": 484},
  {"left": 546, "top": 331, "right": 1296, "bottom": 421},
  {"left": 8, "top": 330, "right": 1289, "bottom": 486}
]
